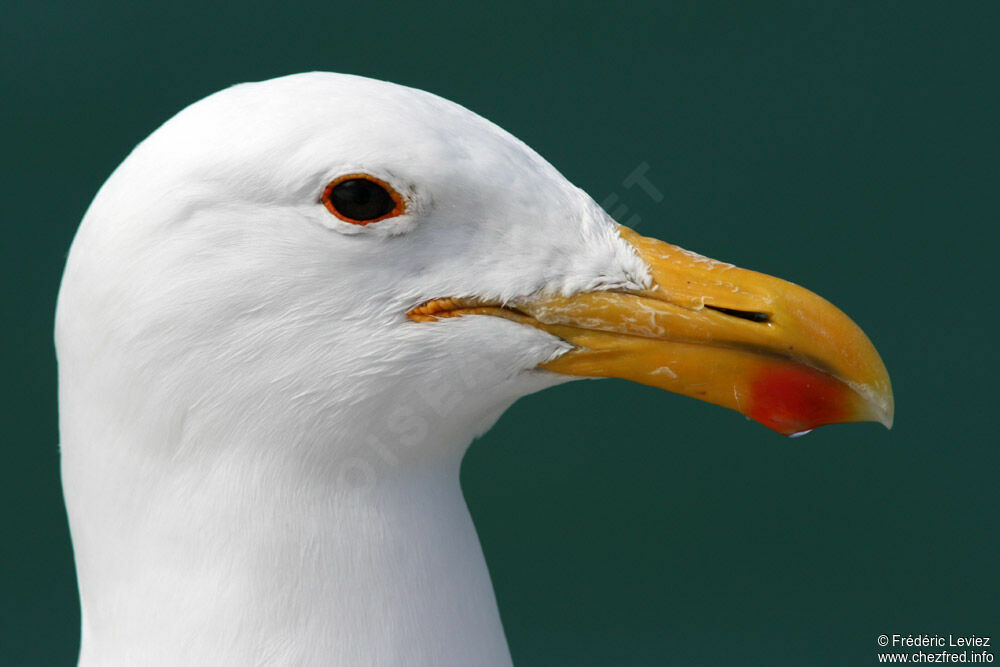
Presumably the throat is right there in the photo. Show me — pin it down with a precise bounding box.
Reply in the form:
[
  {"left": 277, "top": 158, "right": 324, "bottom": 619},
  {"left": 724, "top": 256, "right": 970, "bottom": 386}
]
[{"left": 60, "top": 313, "right": 560, "bottom": 666}]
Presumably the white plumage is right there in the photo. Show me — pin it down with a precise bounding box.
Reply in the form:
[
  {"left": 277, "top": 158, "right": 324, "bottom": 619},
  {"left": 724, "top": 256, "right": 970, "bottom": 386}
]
[
  {"left": 57, "top": 72, "right": 651, "bottom": 666},
  {"left": 57, "top": 71, "right": 892, "bottom": 666}
]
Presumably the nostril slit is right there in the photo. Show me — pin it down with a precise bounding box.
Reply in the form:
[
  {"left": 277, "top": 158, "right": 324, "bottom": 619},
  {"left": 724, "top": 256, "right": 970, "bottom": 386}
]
[{"left": 705, "top": 305, "right": 771, "bottom": 323}]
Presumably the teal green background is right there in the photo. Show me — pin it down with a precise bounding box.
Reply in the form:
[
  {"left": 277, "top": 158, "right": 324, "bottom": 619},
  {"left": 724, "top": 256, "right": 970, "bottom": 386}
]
[{"left": 3, "top": 2, "right": 997, "bottom": 664}]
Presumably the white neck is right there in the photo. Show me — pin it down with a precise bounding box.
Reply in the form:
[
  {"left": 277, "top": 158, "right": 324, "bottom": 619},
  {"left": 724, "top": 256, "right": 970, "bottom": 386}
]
[
  {"left": 64, "top": 429, "right": 514, "bottom": 666},
  {"left": 58, "top": 317, "right": 558, "bottom": 666},
  {"left": 58, "top": 254, "right": 566, "bottom": 666}
]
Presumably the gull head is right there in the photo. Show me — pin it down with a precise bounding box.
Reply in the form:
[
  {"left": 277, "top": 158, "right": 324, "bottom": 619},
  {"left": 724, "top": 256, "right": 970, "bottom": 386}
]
[
  {"left": 55, "top": 72, "right": 893, "bottom": 666},
  {"left": 58, "top": 73, "right": 891, "bottom": 468},
  {"left": 57, "top": 73, "right": 662, "bottom": 466}
]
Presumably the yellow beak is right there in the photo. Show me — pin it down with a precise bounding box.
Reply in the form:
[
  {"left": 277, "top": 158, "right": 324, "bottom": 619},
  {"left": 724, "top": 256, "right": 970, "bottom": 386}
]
[{"left": 409, "top": 225, "right": 893, "bottom": 436}]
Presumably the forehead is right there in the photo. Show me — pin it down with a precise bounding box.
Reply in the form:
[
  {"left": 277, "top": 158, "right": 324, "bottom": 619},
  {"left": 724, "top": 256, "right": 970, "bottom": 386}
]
[{"left": 145, "top": 73, "right": 554, "bottom": 191}]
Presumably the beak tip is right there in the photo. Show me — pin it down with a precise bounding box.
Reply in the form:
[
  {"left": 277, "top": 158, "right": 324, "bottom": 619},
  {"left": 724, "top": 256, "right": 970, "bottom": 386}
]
[
  {"left": 856, "top": 375, "right": 894, "bottom": 431},
  {"left": 856, "top": 387, "right": 894, "bottom": 431},
  {"left": 876, "top": 399, "right": 895, "bottom": 431}
]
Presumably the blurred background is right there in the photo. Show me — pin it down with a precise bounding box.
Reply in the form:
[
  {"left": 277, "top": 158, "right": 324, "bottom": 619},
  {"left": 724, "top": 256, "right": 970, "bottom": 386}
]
[{"left": 3, "top": 2, "right": 997, "bottom": 664}]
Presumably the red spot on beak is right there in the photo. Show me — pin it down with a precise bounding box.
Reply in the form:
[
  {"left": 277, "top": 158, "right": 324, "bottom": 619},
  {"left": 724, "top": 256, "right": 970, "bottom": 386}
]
[{"left": 748, "top": 364, "right": 852, "bottom": 436}]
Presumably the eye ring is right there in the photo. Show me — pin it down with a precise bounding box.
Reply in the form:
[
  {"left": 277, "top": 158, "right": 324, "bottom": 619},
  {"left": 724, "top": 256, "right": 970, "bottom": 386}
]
[{"left": 321, "top": 174, "right": 406, "bottom": 225}]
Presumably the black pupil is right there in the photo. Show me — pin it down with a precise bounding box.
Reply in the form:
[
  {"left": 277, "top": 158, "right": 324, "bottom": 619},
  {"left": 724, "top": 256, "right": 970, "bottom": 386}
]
[{"left": 329, "top": 179, "right": 395, "bottom": 221}]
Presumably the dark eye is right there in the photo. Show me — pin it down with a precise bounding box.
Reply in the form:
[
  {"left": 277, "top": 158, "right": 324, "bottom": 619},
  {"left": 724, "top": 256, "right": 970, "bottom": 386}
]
[{"left": 321, "top": 175, "right": 404, "bottom": 225}]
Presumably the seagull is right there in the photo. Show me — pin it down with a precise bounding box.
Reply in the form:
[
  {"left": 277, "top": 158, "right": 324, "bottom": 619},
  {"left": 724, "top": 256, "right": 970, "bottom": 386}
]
[{"left": 56, "top": 72, "right": 893, "bottom": 666}]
